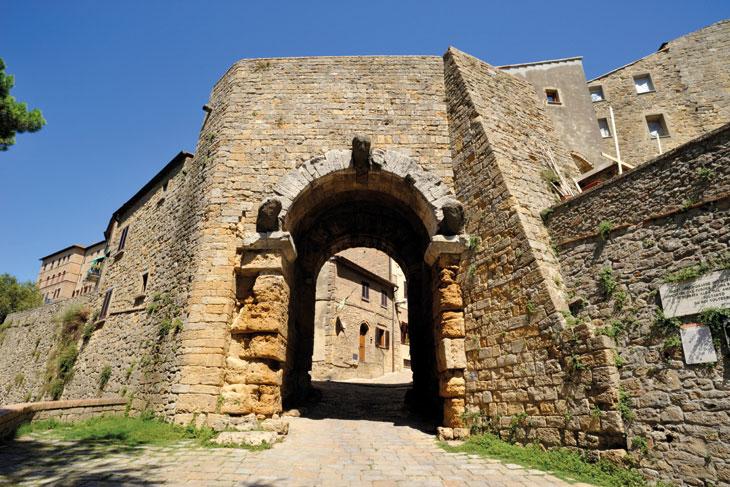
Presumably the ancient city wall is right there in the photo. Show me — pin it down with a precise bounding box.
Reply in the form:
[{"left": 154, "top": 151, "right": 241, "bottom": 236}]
[
  {"left": 589, "top": 19, "right": 730, "bottom": 165},
  {"left": 547, "top": 123, "right": 730, "bottom": 486},
  {"left": 444, "top": 48, "right": 623, "bottom": 447},
  {"left": 176, "top": 55, "right": 456, "bottom": 422}
]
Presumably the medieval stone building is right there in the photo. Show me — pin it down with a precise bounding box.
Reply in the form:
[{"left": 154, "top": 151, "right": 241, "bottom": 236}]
[{"left": 3, "top": 19, "right": 730, "bottom": 486}]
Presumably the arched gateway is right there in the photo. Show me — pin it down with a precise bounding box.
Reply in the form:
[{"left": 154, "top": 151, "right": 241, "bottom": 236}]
[{"left": 224, "top": 136, "right": 470, "bottom": 426}]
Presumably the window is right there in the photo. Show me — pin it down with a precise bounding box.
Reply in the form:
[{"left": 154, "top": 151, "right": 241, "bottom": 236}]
[
  {"left": 375, "top": 327, "right": 390, "bottom": 349},
  {"left": 117, "top": 226, "right": 129, "bottom": 252},
  {"left": 634, "top": 74, "right": 655, "bottom": 94},
  {"left": 646, "top": 114, "right": 669, "bottom": 138},
  {"left": 597, "top": 118, "right": 611, "bottom": 138},
  {"left": 545, "top": 89, "right": 561, "bottom": 104},
  {"left": 99, "top": 289, "right": 113, "bottom": 319},
  {"left": 141, "top": 271, "right": 149, "bottom": 293},
  {"left": 589, "top": 86, "right": 605, "bottom": 102},
  {"left": 400, "top": 322, "right": 409, "bottom": 344},
  {"left": 361, "top": 281, "right": 370, "bottom": 301},
  {"left": 381, "top": 289, "right": 388, "bottom": 308}
]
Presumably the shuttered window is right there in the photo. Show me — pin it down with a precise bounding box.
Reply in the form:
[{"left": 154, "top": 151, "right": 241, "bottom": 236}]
[{"left": 100, "top": 289, "right": 113, "bottom": 319}]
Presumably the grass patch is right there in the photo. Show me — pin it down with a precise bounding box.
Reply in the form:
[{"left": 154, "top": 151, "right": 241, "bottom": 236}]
[
  {"left": 441, "top": 433, "right": 648, "bottom": 487},
  {"left": 13, "top": 415, "right": 271, "bottom": 451}
]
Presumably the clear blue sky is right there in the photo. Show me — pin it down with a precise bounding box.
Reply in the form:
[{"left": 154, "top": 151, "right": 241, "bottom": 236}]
[{"left": 1, "top": 1, "right": 728, "bottom": 282}]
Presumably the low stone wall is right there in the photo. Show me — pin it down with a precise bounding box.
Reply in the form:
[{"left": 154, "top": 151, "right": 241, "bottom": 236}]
[
  {"left": 0, "top": 398, "right": 127, "bottom": 439},
  {"left": 547, "top": 123, "right": 730, "bottom": 486}
]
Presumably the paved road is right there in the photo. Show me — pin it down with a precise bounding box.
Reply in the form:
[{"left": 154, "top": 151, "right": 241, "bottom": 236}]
[{"left": 0, "top": 379, "right": 592, "bottom": 486}]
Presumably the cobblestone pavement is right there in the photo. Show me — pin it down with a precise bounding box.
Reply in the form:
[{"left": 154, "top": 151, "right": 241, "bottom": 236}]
[{"left": 0, "top": 380, "right": 594, "bottom": 486}]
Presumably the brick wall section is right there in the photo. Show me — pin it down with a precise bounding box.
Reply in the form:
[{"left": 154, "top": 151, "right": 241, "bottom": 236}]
[
  {"left": 547, "top": 125, "right": 730, "bottom": 485},
  {"left": 0, "top": 398, "right": 126, "bottom": 439},
  {"left": 444, "top": 47, "right": 622, "bottom": 447},
  {"left": 589, "top": 19, "right": 730, "bottom": 165}
]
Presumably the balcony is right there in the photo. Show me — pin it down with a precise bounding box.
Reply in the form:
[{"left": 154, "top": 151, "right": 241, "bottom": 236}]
[{"left": 86, "top": 265, "right": 102, "bottom": 282}]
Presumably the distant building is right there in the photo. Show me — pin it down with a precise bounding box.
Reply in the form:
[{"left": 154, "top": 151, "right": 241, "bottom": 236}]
[
  {"left": 311, "top": 247, "right": 409, "bottom": 380},
  {"left": 37, "top": 241, "right": 105, "bottom": 303}
]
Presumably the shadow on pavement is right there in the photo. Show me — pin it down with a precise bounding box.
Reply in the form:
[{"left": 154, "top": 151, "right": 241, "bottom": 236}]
[
  {"left": 301, "top": 380, "right": 438, "bottom": 433},
  {"left": 0, "top": 436, "right": 162, "bottom": 486}
]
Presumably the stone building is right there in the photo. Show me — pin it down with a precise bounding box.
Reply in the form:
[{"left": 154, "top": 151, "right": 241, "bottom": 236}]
[
  {"left": 37, "top": 241, "right": 105, "bottom": 303},
  {"left": 588, "top": 19, "right": 730, "bottom": 166},
  {"left": 311, "top": 247, "right": 409, "bottom": 380},
  {"left": 2, "top": 20, "right": 730, "bottom": 486}
]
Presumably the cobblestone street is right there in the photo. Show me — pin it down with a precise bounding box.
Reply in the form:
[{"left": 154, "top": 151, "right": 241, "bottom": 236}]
[{"left": 0, "top": 379, "right": 593, "bottom": 486}]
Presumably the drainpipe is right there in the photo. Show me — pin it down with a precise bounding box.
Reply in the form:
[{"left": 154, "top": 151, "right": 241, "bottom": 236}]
[{"left": 609, "top": 106, "right": 623, "bottom": 175}]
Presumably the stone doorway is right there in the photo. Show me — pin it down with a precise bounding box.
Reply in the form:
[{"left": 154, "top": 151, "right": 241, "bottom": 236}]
[{"left": 225, "top": 137, "right": 470, "bottom": 427}]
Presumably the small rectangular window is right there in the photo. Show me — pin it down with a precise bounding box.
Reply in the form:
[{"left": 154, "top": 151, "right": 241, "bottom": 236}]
[
  {"left": 100, "top": 289, "right": 113, "bottom": 319},
  {"left": 545, "top": 89, "right": 561, "bottom": 104},
  {"left": 141, "top": 271, "right": 149, "bottom": 293},
  {"left": 375, "top": 328, "right": 389, "bottom": 349},
  {"left": 598, "top": 118, "right": 611, "bottom": 138},
  {"left": 646, "top": 114, "right": 669, "bottom": 138},
  {"left": 381, "top": 290, "right": 388, "bottom": 308},
  {"left": 634, "top": 74, "right": 655, "bottom": 94},
  {"left": 589, "top": 86, "right": 605, "bottom": 102},
  {"left": 361, "top": 281, "right": 370, "bottom": 301},
  {"left": 117, "top": 226, "right": 129, "bottom": 252}
]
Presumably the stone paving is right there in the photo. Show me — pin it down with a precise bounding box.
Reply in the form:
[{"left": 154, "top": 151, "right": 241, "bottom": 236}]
[{"left": 0, "top": 380, "right": 594, "bottom": 486}]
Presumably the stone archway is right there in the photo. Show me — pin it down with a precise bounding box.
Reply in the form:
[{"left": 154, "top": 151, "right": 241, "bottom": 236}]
[{"left": 224, "top": 136, "right": 470, "bottom": 427}]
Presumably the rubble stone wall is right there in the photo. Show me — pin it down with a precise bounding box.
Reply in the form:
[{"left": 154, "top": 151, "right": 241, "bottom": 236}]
[{"left": 547, "top": 123, "right": 730, "bottom": 486}]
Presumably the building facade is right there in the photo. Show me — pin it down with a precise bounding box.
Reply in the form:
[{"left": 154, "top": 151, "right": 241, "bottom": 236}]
[
  {"left": 312, "top": 248, "right": 409, "bottom": 380},
  {"left": 37, "top": 241, "right": 105, "bottom": 303}
]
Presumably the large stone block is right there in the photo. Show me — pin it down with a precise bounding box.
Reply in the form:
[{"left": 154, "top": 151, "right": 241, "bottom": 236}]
[
  {"left": 434, "top": 283, "right": 463, "bottom": 314},
  {"left": 176, "top": 393, "right": 219, "bottom": 413},
  {"left": 225, "top": 356, "right": 282, "bottom": 385},
  {"left": 443, "top": 397, "right": 466, "bottom": 428},
  {"left": 439, "top": 372, "right": 466, "bottom": 397},
  {"left": 439, "top": 311, "right": 465, "bottom": 338},
  {"left": 436, "top": 338, "right": 467, "bottom": 372},
  {"left": 253, "top": 273, "right": 288, "bottom": 303},
  {"left": 231, "top": 302, "right": 288, "bottom": 336},
  {"left": 230, "top": 333, "right": 287, "bottom": 362},
  {"left": 180, "top": 366, "right": 225, "bottom": 386}
]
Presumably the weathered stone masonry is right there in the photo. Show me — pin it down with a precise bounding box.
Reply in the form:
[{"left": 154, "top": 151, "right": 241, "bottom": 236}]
[{"left": 547, "top": 123, "right": 730, "bottom": 485}]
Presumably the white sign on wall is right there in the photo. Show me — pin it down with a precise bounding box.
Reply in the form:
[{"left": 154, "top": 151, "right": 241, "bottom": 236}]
[
  {"left": 680, "top": 324, "right": 718, "bottom": 364},
  {"left": 659, "top": 270, "right": 730, "bottom": 318}
]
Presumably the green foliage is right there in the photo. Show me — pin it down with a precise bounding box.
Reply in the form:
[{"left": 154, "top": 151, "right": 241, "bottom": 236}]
[
  {"left": 613, "top": 290, "right": 627, "bottom": 311},
  {"left": 696, "top": 168, "right": 715, "bottom": 182},
  {"left": 591, "top": 405, "right": 602, "bottom": 419},
  {"left": 158, "top": 317, "right": 172, "bottom": 337},
  {"left": 598, "top": 268, "right": 617, "bottom": 298},
  {"left": 631, "top": 436, "right": 649, "bottom": 456},
  {"left": 82, "top": 322, "right": 95, "bottom": 341},
  {"left": 663, "top": 261, "right": 712, "bottom": 283},
  {"left": 468, "top": 235, "right": 480, "bottom": 251},
  {"left": 681, "top": 196, "right": 698, "bottom": 212},
  {"left": 598, "top": 320, "right": 627, "bottom": 339},
  {"left": 653, "top": 309, "right": 681, "bottom": 337},
  {"left": 540, "top": 169, "right": 560, "bottom": 184},
  {"left": 98, "top": 365, "right": 112, "bottom": 391},
  {"left": 614, "top": 350, "right": 625, "bottom": 368},
  {"left": 468, "top": 265, "right": 476, "bottom": 279},
  {"left": 526, "top": 300, "right": 535, "bottom": 314},
  {"left": 0, "top": 273, "right": 43, "bottom": 324},
  {"left": 125, "top": 361, "right": 135, "bottom": 379},
  {"left": 698, "top": 308, "right": 730, "bottom": 353},
  {"left": 618, "top": 387, "right": 634, "bottom": 424},
  {"left": 441, "top": 433, "right": 649, "bottom": 487},
  {"left": 0, "top": 57, "right": 46, "bottom": 151},
  {"left": 598, "top": 220, "right": 613, "bottom": 240},
  {"left": 662, "top": 335, "right": 681, "bottom": 351}
]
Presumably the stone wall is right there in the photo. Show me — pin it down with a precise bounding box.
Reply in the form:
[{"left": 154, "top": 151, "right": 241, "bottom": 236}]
[
  {"left": 589, "top": 19, "right": 730, "bottom": 166},
  {"left": 444, "top": 47, "right": 623, "bottom": 447},
  {"left": 176, "top": 55, "right": 456, "bottom": 421},
  {"left": 547, "top": 123, "right": 730, "bottom": 486}
]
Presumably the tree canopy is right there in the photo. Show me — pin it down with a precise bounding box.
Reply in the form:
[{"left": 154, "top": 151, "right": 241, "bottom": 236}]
[
  {"left": 0, "top": 273, "right": 43, "bottom": 323},
  {"left": 0, "top": 57, "right": 46, "bottom": 151}
]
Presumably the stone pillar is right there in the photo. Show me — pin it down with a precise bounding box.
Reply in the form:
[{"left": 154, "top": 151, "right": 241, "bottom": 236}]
[
  {"left": 426, "top": 235, "right": 468, "bottom": 428},
  {"left": 221, "top": 232, "right": 296, "bottom": 416}
]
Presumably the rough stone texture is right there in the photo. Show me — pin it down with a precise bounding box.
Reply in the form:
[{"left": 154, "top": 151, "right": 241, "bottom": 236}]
[
  {"left": 547, "top": 124, "right": 730, "bottom": 486},
  {"left": 212, "top": 430, "right": 279, "bottom": 446},
  {"left": 444, "top": 47, "right": 620, "bottom": 448},
  {"left": 589, "top": 19, "right": 730, "bottom": 166}
]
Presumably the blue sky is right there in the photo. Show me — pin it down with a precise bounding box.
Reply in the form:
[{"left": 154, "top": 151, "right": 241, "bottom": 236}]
[{"left": 1, "top": 1, "right": 729, "bottom": 282}]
